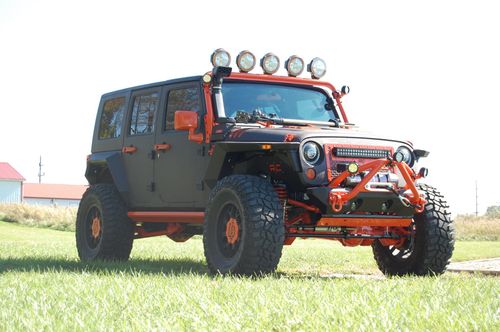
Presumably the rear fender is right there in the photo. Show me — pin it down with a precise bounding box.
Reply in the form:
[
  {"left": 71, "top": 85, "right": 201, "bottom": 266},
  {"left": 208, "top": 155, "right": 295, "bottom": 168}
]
[{"left": 85, "top": 151, "right": 130, "bottom": 204}]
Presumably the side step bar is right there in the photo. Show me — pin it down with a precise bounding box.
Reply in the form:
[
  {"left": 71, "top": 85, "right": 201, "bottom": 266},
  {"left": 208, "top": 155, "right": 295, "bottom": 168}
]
[{"left": 128, "top": 211, "right": 204, "bottom": 224}]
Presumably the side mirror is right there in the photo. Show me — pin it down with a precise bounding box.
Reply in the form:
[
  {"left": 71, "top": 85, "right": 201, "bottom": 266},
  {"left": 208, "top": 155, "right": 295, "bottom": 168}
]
[{"left": 174, "top": 111, "right": 203, "bottom": 143}]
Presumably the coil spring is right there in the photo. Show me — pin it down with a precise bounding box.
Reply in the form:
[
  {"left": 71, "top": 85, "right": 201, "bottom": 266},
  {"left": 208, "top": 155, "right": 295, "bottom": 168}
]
[
  {"left": 274, "top": 185, "right": 288, "bottom": 201},
  {"left": 274, "top": 185, "right": 289, "bottom": 221}
]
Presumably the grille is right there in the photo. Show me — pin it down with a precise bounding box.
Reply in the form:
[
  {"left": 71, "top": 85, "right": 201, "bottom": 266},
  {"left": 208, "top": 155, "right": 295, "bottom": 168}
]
[{"left": 333, "top": 147, "right": 390, "bottom": 159}]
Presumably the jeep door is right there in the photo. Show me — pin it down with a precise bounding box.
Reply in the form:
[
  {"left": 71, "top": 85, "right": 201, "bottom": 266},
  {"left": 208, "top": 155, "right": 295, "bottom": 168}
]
[
  {"left": 154, "top": 82, "right": 209, "bottom": 209},
  {"left": 122, "top": 87, "right": 161, "bottom": 208}
]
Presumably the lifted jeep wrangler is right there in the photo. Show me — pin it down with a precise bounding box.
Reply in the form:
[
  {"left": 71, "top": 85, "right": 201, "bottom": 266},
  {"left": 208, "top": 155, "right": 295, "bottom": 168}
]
[{"left": 77, "top": 49, "right": 455, "bottom": 276}]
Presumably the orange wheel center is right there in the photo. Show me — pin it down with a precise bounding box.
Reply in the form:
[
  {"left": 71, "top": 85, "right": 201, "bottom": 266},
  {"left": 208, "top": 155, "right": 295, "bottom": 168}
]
[
  {"left": 91, "top": 216, "right": 101, "bottom": 239},
  {"left": 225, "top": 217, "right": 239, "bottom": 245}
]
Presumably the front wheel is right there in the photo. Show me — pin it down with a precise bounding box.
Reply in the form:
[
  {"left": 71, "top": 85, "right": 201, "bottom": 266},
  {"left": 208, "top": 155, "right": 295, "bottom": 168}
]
[
  {"left": 203, "top": 175, "right": 284, "bottom": 275},
  {"left": 372, "top": 184, "right": 455, "bottom": 276}
]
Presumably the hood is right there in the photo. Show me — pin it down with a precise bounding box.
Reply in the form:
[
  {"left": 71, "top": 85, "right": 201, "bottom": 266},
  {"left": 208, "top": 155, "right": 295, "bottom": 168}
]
[{"left": 225, "top": 125, "right": 412, "bottom": 147}]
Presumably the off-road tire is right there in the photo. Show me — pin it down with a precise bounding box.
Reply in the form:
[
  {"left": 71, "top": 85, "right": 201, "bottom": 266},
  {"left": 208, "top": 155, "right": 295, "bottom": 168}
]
[
  {"left": 76, "top": 184, "right": 133, "bottom": 261},
  {"left": 372, "top": 184, "right": 455, "bottom": 276},
  {"left": 203, "top": 175, "right": 285, "bottom": 275}
]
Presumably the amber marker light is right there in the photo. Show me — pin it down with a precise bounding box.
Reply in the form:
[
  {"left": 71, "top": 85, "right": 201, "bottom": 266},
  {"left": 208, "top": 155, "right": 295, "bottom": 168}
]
[
  {"left": 306, "top": 168, "right": 316, "bottom": 180},
  {"left": 261, "top": 144, "right": 272, "bottom": 150}
]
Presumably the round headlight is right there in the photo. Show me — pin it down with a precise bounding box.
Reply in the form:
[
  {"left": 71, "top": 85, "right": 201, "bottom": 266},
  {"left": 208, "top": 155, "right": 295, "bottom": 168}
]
[
  {"left": 396, "top": 146, "right": 414, "bottom": 166},
  {"left": 260, "top": 53, "right": 280, "bottom": 74},
  {"left": 285, "top": 55, "right": 304, "bottom": 77},
  {"left": 236, "top": 50, "right": 256, "bottom": 73},
  {"left": 302, "top": 142, "right": 321, "bottom": 164},
  {"left": 211, "top": 48, "right": 231, "bottom": 67},
  {"left": 308, "top": 57, "right": 327, "bottom": 79}
]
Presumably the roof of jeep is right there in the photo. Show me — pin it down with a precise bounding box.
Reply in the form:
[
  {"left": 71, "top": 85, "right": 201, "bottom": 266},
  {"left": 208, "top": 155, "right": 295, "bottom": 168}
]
[{"left": 101, "top": 75, "right": 202, "bottom": 98}]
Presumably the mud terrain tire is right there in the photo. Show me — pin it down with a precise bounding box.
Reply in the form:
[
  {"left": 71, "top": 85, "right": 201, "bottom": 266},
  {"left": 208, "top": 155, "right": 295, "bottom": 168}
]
[
  {"left": 203, "top": 175, "right": 284, "bottom": 275},
  {"left": 76, "top": 184, "right": 133, "bottom": 261},
  {"left": 372, "top": 184, "right": 455, "bottom": 276}
]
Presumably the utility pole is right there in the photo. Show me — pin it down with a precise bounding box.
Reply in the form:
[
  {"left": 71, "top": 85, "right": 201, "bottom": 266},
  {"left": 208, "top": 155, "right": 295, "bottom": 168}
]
[
  {"left": 475, "top": 180, "right": 478, "bottom": 217},
  {"left": 38, "top": 155, "right": 45, "bottom": 184}
]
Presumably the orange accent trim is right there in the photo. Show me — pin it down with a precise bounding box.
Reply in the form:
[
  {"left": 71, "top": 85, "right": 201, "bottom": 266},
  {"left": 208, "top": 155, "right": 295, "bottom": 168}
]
[
  {"left": 127, "top": 211, "right": 204, "bottom": 223},
  {"left": 154, "top": 144, "right": 171, "bottom": 152},
  {"left": 225, "top": 217, "right": 239, "bottom": 245},
  {"left": 203, "top": 80, "right": 214, "bottom": 144},
  {"left": 91, "top": 216, "right": 101, "bottom": 239},
  {"left": 227, "top": 72, "right": 349, "bottom": 123},
  {"left": 122, "top": 146, "right": 137, "bottom": 154},
  {"left": 134, "top": 223, "right": 184, "bottom": 239},
  {"left": 317, "top": 217, "right": 412, "bottom": 227},
  {"left": 287, "top": 199, "right": 321, "bottom": 213}
]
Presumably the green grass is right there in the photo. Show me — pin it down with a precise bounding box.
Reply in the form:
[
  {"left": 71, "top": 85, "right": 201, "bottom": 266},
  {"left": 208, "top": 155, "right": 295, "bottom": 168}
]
[{"left": 1, "top": 222, "right": 499, "bottom": 331}]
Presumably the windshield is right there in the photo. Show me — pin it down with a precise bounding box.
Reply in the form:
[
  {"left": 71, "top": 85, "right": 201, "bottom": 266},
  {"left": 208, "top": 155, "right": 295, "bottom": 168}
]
[{"left": 221, "top": 82, "right": 338, "bottom": 123}]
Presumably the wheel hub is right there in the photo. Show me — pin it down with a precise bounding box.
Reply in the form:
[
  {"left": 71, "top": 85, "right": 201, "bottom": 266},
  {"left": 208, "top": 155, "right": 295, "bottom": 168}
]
[
  {"left": 91, "top": 216, "right": 101, "bottom": 239},
  {"left": 225, "top": 217, "right": 239, "bottom": 245}
]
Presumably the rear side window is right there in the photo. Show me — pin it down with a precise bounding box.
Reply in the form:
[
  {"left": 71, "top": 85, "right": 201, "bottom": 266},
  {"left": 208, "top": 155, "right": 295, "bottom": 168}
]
[
  {"left": 98, "top": 97, "right": 126, "bottom": 139},
  {"left": 129, "top": 92, "right": 159, "bottom": 135},
  {"left": 165, "top": 87, "right": 200, "bottom": 130}
]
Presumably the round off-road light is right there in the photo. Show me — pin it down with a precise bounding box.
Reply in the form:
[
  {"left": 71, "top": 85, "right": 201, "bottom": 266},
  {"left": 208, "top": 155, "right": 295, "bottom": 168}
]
[
  {"left": 393, "top": 151, "right": 404, "bottom": 163},
  {"left": 396, "top": 146, "right": 414, "bottom": 166},
  {"left": 341, "top": 85, "right": 350, "bottom": 95},
  {"left": 236, "top": 50, "right": 256, "bottom": 73},
  {"left": 211, "top": 48, "right": 231, "bottom": 67},
  {"left": 260, "top": 53, "right": 280, "bottom": 74},
  {"left": 347, "top": 162, "right": 359, "bottom": 174},
  {"left": 202, "top": 73, "right": 212, "bottom": 84},
  {"left": 308, "top": 57, "right": 327, "bottom": 79},
  {"left": 285, "top": 55, "right": 304, "bottom": 77}
]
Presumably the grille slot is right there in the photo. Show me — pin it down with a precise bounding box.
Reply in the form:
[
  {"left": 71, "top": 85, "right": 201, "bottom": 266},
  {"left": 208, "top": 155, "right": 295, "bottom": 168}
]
[{"left": 333, "top": 147, "right": 390, "bottom": 159}]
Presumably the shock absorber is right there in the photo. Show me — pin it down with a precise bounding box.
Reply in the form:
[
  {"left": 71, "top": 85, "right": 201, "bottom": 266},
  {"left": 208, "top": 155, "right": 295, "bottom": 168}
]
[{"left": 274, "top": 185, "right": 289, "bottom": 222}]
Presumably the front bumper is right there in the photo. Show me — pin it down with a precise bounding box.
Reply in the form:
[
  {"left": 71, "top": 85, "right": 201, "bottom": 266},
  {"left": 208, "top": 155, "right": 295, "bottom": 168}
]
[{"left": 308, "top": 158, "right": 426, "bottom": 216}]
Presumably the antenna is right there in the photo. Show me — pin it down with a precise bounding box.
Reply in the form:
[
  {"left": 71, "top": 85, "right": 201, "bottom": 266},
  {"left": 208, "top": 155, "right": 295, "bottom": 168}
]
[
  {"left": 475, "top": 180, "right": 478, "bottom": 217},
  {"left": 38, "top": 155, "right": 45, "bottom": 184}
]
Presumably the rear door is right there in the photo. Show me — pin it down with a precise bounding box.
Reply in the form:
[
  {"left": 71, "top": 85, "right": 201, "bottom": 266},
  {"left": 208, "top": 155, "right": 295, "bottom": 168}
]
[
  {"left": 154, "top": 82, "right": 210, "bottom": 209},
  {"left": 122, "top": 87, "right": 161, "bottom": 208}
]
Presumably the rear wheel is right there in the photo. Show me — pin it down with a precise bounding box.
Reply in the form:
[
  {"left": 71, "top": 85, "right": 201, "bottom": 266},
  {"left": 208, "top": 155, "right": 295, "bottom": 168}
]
[
  {"left": 203, "top": 175, "right": 284, "bottom": 275},
  {"left": 76, "top": 184, "right": 133, "bottom": 261},
  {"left": 372, "top": 184, "right": 455, "bottom": 276}
]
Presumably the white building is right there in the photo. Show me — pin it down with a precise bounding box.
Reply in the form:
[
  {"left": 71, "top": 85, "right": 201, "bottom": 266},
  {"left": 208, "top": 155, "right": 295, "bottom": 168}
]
[
  {"left": 0, "top": 162, "right": 25, "bottom": 204},
  {"left": 23, "top": 183, "right": 87, "bottom": 207}
]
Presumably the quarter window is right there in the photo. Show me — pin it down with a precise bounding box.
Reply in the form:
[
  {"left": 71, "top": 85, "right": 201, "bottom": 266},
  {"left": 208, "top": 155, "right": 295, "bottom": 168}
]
[
  {"left": 165, "top": 87, "right": 200, "bottom": 130},
  {"left": 129, "top": 92, "right": 159, "bottom": 135},
  {"left": 98, "top": 97, "right": 126, "bottom": 139}
]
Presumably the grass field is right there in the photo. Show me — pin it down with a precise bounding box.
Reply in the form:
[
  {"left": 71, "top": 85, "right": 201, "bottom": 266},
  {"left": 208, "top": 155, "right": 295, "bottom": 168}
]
[{"left": 1, "top": 221, "right": 499, "bottom": 331}]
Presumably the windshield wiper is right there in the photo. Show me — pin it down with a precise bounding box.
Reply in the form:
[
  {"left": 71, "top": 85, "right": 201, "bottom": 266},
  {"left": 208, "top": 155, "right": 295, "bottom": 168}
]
[{"left": 234, "top": 110, "right": 339, "bottom": 127}]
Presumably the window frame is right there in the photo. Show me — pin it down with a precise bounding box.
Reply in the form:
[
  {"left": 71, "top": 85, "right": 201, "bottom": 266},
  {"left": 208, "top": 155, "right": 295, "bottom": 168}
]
[
  {"left": 162, "top": 83, "right": 203, "bottom": 133},
  {"left": 97, "top": 96, "right": 127, "bottom": 140},
  {"left": 127, "top": 88, "right": 161, "bottom": 137}
]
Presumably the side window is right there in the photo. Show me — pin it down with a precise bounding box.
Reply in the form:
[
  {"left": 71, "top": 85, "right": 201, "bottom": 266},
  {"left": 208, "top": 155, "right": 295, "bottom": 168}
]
[
  {"left": 129, "top": 92, "right": 159, "bottom": 135},
  {"left": 98, "top": 97, "right": 126, "bottom": 139},
  {"left": 165, "top": 87, "right": 200, "bottom": 130}
]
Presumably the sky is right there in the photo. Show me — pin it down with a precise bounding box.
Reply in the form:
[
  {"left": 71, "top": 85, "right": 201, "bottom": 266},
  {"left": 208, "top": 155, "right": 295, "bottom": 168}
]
[{"left": 1, "top": 0, "right": 499, "bottom": 215}]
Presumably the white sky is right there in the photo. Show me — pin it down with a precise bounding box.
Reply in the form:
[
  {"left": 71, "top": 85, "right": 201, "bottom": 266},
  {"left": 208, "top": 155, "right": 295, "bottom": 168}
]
[{"left": 1, "top": 0, "right": 499, "bottom": 215}]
